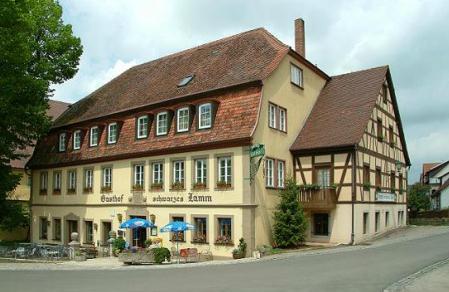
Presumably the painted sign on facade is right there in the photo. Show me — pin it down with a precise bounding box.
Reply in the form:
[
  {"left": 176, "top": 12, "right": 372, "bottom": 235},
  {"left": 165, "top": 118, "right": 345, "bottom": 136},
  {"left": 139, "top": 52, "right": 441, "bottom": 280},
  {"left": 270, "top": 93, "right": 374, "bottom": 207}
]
[{"left": 375, "top": 192, "right": 396, "bottom": 202}]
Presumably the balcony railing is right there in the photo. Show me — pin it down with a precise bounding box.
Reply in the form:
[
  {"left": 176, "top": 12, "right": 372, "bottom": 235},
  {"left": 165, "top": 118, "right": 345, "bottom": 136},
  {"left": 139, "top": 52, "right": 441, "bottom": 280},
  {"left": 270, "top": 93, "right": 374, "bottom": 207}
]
[{"left": 298, "top": 188, "right": 337, "bottom": 210}]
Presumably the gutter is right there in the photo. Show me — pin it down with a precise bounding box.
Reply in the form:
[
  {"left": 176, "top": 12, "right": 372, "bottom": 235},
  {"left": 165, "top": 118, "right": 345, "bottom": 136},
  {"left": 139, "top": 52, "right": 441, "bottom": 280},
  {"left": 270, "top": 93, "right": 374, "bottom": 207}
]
[{"left": 350, "top": 145, "right": 358, "bottom": 245}]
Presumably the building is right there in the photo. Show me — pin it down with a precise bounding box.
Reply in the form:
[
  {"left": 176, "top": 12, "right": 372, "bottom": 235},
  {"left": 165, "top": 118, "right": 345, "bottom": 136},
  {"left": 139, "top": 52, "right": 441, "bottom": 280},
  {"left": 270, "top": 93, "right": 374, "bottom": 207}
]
[
  {"left": 0, "top": 100, "right": 69, "bottom": 241},
  {"left": 28, "top": 19, "right": 410, "bottom": 257},
  {"left": 420, "top": 161, "right": 449, "bottom": 210}
]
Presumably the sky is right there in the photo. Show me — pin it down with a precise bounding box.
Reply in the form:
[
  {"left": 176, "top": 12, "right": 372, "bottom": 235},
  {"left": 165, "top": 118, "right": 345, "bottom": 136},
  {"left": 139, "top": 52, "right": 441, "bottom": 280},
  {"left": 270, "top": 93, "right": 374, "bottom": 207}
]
[{"left": 53, "top": 0, "right": 449, "bottom": 183}]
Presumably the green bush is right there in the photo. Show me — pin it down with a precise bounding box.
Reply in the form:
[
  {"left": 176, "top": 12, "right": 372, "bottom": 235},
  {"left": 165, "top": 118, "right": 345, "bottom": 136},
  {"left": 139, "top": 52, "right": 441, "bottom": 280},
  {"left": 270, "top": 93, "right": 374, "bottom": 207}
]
[
  {"left": 152, "top": 247, "right": 171, "bottom": 264},
  {"left": 144, "top": 238, "right": 153, "bottom": 247},
  {"left": 113, "top": 237, "right": 126, "bottom": 252}
]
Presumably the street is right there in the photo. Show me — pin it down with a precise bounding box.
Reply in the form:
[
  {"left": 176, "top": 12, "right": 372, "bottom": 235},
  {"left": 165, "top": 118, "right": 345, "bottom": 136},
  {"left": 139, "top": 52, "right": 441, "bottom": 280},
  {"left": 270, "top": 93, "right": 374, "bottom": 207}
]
[{"left": 1, "top": 228, "right": 448, "bottom": 292}]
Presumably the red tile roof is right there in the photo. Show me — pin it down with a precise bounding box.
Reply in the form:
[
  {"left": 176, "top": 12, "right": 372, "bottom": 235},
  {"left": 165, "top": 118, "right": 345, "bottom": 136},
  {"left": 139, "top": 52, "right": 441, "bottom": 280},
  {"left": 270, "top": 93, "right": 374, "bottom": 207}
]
[
  {"left": 291, "top": 66, "right": 389, "bottom": 151},
  {"left": 11, "top": 100, "right": 70, "bottom": 169},
  {"left": 422, "top": 163, "right": 441, "bottom": 176},
  {"left": 53, "top": 28, "right": 290, "bottom": 128}
]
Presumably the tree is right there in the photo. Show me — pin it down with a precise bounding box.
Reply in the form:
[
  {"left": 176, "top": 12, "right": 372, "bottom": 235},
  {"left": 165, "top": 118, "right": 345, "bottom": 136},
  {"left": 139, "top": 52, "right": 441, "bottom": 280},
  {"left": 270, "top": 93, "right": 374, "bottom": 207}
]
[
  {"left": 0, "top": 0, "right": 82, "bottom": 230},
  {"left": 408, "top": 183, "right": 431, "bottom": 214},
  {"left": 273, "top": 178, "right": 308, "bottom": 248}
]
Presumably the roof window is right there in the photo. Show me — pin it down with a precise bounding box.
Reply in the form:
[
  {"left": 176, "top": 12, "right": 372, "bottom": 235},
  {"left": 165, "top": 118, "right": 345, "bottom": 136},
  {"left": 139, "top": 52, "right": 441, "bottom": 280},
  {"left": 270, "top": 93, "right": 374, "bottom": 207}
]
[{"left": 178, "top": 75, "right": 194, "bottom": 87}]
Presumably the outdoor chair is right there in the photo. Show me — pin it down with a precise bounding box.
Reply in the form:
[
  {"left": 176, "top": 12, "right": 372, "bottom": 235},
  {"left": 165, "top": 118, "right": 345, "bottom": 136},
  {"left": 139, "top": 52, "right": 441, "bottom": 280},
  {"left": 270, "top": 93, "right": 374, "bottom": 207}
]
[{"left": 199, "top": 246, "right": 213, "bottom": 261}]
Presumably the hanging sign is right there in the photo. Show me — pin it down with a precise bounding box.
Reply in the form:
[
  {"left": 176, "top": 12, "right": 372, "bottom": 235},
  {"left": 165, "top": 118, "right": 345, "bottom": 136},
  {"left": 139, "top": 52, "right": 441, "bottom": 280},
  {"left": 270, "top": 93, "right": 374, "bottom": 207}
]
[{"left": 250, "top": 144, "right": 265, "bottom": 158}]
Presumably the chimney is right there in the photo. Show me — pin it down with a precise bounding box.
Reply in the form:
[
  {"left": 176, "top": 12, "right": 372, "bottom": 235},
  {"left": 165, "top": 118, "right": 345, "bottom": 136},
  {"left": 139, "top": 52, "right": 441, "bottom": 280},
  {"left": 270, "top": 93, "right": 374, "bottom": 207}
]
[{"left": 295, "top": 18, "right": 305, "bottom": 57}]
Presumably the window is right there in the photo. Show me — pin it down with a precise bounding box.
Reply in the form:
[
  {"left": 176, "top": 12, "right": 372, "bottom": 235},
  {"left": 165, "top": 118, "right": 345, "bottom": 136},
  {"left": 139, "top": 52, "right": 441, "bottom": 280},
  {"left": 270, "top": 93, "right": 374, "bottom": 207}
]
[
  {"left": 375, "top": 167, "right": 382, "bottom": 189},
  {"left": 313, "top": 213, "right": 329, "bottom": 236},
  {"left": 385, "top": 211, "right": 390, "bottom": 227},
  {"left": 217, "top": 217, "right": 232, "bottom": 243},
  {"left": 85, "top": 221, "right": 93, "bottom": 243},
  {"left": 363, "top": 164, "right": 370, "bottom": 186},
  {"left": 268, "top": 103, "right": 276, "bottom": 128},
  {"left": 108, "top": 123, "right": 118, "bottom": 144},
  {"left": 102, "top": 167, "right": 112, "bottom": 189},
  {"left": 39, "top": 217, "right": 48, "bottom": 240},
  {"left": 265, "top": 158, "right": 274, "bottom": 187},
  {"left": 171, "top": 216, "right": 185, "bottom": 241},
  {"left": 152, "top": 162, "right": 164, "bottom": 186},
  {"left": 133, "top": 164, "right": 144, "bottom": 189},
  {"left": 58, "top": 133, "right": 66, "bottom": 152},
  {"left": 136, "top": 116, "right": 148, "bottom": 139},
  {"left": 67, "top": 170, "right": 76, "bottom": 193},
  {"left": 398, "top": 173, "right": 403, "bottom": 194},
  {"left": 391, "top": 171, "right": 396, "bottom": 191},
  {"left": 377, "top": 118, "right": 383, "bottom": 142},
  {"left": 198, "top": 103, "right": 212, "bottom": 129},
  {"left": 177, "top": 107, "right": 190, "bottom": 132},
  {"left": 178, "top": 75, "right": 194, "bottom": 87},
  {"left": 193, "top": 217, "right": 207, "bottom": 243},
  {"left": 90, "top": 126, "right": 99, "bottom": 146},
  {"left": 156, "top": 112, "right": 168, "bottom": 135},
  {"left": 278, "top": 160, "right": 285, "bottom": 188},
  {"left": 173, "top": 160, "right": 185, "bottom": 186},
  {"left": 53, "top": 171, "right": 61, "bottom": 193},
  {"left": 84, "top": 169, "right": 93, "bottom": 192},
  {"left": 53, "top": 218, "right": 61, "bottom": 241},
  {"left": 363, "top": 212, "right": 369, "bottom": 234},
  {"left": 218, "top": 156, "right": 232, "bottom": 185},
  {"left": 389, "top": 126, "right": 394, "bottom": 145},
  {"left": 315, "top": 166, "right": 331, "bottom": 188},
  {"left": 194, "top": 159, "right": 207, "bottom": 186},
  {"left": 290, "top": 64, "right": 303, "bottom": 87},
  {"left": 73, "top": 130, "right": 81, "bottom": 150},
  {"left": 40, "top": 172, "right": 48, "bottom": 192},
  {"left": 279, "top": 108, "right": 287, "bottom": 132},
  {"left": 383, "top": 83, "right": 388, "bottom": 103},
  {"left": 375, "top": 212, "right": 380, "bottom": 232}
]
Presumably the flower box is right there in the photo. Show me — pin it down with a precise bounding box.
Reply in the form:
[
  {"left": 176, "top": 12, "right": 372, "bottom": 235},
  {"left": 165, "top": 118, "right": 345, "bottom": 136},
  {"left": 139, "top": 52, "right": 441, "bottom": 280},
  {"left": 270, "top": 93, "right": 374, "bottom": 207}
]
[
  {"left": 170, "top": 182, "right": 185, "bottom": 191},
  {"left": 132, "top": 184, "right": 144, "bottom": 192},
  {"left": 216, "top": 181, "right": 232, "bottom": 190},
  {"left": 39, "top": 189, "right": 47, "bottom": 195},
  {"left": 363, "top": 183, "right": 371, "bottom": 191},
  {"left": 83, "top": 187, "right": 93, "bottom": 194},
  {"left": 67, "top": 188, "right": 76, "bottom": 194},
  {"left": 192, "top": 182, "right": 207, "bottom": 190},
  {"left": 150, "top": 183, "right": 164, "bottom": 191},
  {"left": 101, "top": 186, "right": 112, "bottom": 193},
  {"left": 53, "top": 189, "right": 61, "bottom": 195},
  {"left": 215, "top": 236, "right": 233, "bottom": 246}
]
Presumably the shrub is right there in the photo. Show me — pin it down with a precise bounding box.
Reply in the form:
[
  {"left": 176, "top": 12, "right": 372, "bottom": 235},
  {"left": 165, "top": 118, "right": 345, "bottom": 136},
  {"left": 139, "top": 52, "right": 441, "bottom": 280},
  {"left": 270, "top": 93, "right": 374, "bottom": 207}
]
[
  {"left": 153, "top": 247, "right": 171, "bottom": 264},
  {"left": 144, "top": 238, "right": 153, "bottom": 247},
  {"left": 113, "top": 237, "right": 126, "bottom": 252}
]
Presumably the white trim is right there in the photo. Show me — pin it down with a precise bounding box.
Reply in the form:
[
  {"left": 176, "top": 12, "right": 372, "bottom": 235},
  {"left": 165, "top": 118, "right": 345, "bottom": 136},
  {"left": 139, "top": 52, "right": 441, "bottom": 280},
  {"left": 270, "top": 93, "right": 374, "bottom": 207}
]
[
  {"left": 58, "top": 133, "right": 66, "bottom": 152},
  {"left": 136, "top": 116, "right": 148, "bottom": 139},
  {"left": 198, "top": 103, "right": 212, "bottom": 129},
  {"left": 73, "top": 130, "right": 81, "bottom": 150},
  {"left": 89, "top": 126, "right": 99, "bottom": 147},
  {"left": 107, "top": 123, "right": 118, "bottom": 144},
  {"left": 156, "top": 112, "right": 168, "bottom": 136},
  {"left": 177, "top": 107, "right": 190, "bottom": 133}
]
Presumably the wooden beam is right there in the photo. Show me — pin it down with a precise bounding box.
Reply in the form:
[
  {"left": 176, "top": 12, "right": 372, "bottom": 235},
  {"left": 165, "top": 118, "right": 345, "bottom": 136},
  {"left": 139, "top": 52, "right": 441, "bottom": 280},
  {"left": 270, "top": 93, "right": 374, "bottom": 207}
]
[{"left": 337, "top": 153, "right": 351, "bottom": 199}]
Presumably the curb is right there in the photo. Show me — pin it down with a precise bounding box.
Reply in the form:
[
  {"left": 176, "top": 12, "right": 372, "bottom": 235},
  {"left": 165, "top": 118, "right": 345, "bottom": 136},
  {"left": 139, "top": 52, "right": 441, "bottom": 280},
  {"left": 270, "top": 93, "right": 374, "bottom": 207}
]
[{"left": 383, "top": 257, "right": 449, "bottom": 292}]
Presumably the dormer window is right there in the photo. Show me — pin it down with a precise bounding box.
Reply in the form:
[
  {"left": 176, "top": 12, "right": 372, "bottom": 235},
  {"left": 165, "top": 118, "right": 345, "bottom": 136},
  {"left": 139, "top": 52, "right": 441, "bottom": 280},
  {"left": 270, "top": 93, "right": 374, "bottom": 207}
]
[
  {"left": 156, "top": 112, "right": 168, "bottom": 136},
  {"left": 178, "top": 75, "right": 194, "bottom": 87},
  {"left": 58, "top": 133, "right": 66, "bottom": 152},
  {"left": 290, "top": 64, "right": 303, "bottom": 88},
  {"left": 136, "top": 116, "right": 148, "bottom": 139},
  {"left": 177, "top": 107, "right": 190, "bottom": 132},
  {"left": 73, "top": 130, "right": 81, "bottom": 150},
  {"left": 108, "top": 122, "right": 118, "bottom": 144},
  {"left": 198, "top": 103, "right": 212, "bottom": 129},
  {"left": 90, "top": 126, "right": 99, "bottom": 147}
]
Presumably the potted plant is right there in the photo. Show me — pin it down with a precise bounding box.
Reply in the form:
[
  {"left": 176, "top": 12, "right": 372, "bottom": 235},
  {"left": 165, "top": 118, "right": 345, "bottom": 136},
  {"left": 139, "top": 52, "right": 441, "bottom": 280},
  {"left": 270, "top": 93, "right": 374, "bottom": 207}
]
[
  {"left": 113, "top": 237, "right": 126, "bottom": 256},
  {"left": 39, "top": 189, "right": 47, "bottom": 195},
  {"left": 232, "top": 238, "right": 247, "bottom": 259},
  {"left": 83, "top": 187, "right": 93, "bottom": 193},
  {"left": 53, "top": 188, "right": 61, "bottom": 195},
  {"left": 144, "top": 238, "right": 153, "bottom": 248},
  {"left": 67, "top": 188, "right": 76, "bottom": 194},
  {"left": 132, "top": 184, "right": 144, "bottom": 191},
  {"left": 215, "top": 235, "right": 232, "bottom": 245},
  {"left": 101, "top": 186, "right": 112, "bottom": 193},
  {"left": 193, "top": 182, "right": 207, "bottom": 190}
]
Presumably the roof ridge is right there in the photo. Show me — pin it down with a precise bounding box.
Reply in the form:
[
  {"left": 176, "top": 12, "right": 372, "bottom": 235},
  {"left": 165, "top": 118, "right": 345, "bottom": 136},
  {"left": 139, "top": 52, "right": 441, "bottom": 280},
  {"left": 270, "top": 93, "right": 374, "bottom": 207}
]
[{"left": 331, "top": 65, "right": 388, "bottom": 79}]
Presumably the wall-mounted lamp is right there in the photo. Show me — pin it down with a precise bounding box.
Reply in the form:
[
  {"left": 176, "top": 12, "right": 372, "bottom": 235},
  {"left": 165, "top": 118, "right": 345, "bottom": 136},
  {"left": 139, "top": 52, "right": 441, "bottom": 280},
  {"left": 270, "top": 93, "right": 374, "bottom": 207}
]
[
  {"left": 150, "top": 214, "right": 156, "bottom": 224},
  {"left": 395, "top": 161, "right": 402, "bottom": 172},
  {"left": 117, "top": 213, "right": 123, "bottom": 223}
]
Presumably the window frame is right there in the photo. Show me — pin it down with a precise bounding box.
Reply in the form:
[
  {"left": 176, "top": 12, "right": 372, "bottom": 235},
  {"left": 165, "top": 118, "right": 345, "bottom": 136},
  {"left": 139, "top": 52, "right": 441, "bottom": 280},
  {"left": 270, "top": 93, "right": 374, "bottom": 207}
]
[
  {"left": 39, "top": 217, "right": 48, "bottom": 240},
  {"left": 151, "top": 161, "right": 164, "bottom": 186},
  {"left": 268, "top": 103, "right": 277, "bottom": 129},
  {"left": 156, "top": 112, "right": 168, "bottom": 136},
  {"left": 89, "top": 126, "right": 99, "bottom": 147},
  {"left": 198, "top": 103, "right": 212, "bottom": 129},
  {"left": 215, "top": 216, "right": 233, "bottom": 244},
  {"left": 314, "top": 164, "right": 332, "bottom": 188},
  {"left": 102, "top": 167, "right": 112, "bottom": 189},
  {"left": 192, "top": 216, "right": 208, "bottom": 244},
  {"left": 84, "top": 220, "right": 94, "bottom": 244},
  {"left": 194, "top": 158, "right": 208, "bottom": 186},
  {"left": 133, "top": 164, "right": 145, "bottom": 189},
  {"left": 265, "top": 158, "right": 275, "bottom": 187},
  {"left": 83, "top": 168, "right": 94, "bottom": 193},
  {"left": 107, "top": 122, "right": 118, "bottom": 144},
  {"left": 176, "top": 107, "right": 190, "bottom": 133},
  {"left": 290, "top": 63, "right": 304, "bottom": 88},
  {"left": 67, "top": 170, "right": 77, "bottom": 194},
  {"left": 172, "top": 160, "right": 185, "bottom": 186},
  {"left": 136, "top": 115, "right": 149, "bottom": 139},
  {"left": 53, "top": 218, "right": 61, "bottom": 241},
  {"left": 40, "top": 171, "right": 48, "bottom": 193},
  {"left": 277, "top": 160, "right": 285, "bottom": 188},
  {"left": 53, "top": 171, "right": 62, "bottom": 194},
  {"left": 279, "top": 107, "right": 287, "bottom": 132},
  {"left": 217, "top": 156, "right": 232, "bottom": 186}
]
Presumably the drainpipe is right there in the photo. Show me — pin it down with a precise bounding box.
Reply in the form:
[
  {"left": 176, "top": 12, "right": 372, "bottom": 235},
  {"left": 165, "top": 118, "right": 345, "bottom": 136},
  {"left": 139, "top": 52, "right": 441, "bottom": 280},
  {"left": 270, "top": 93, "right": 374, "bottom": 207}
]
[{"left": 350, "top": 146, "right": 357, "bottom": 245}]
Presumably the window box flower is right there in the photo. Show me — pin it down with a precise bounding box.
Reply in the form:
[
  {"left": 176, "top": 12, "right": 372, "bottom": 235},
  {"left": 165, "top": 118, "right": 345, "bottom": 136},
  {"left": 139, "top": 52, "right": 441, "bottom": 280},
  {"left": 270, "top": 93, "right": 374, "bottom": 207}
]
[
  {"left": 192, "top": 182, "right": 207, "bottom": 190},
  {"left": 101, "top": 186, "right": 112, "bottom": 193},
  {"left": 67, "top": 188, "right": 76, "bottom": 194},
  {"left": 53, "top": 189, "right": 61, "bottom": 195},
  {"left": 192, "top": 236, "right": 208, "bottom": 244},
  {"left": 39, "top": 189, "right": 47, "bottom": 195},
  {"left": 378, "top": 135, "right": 384, "bottom": 142},
  {"left": 132, "top": 184, "right": 144, "bottom": 191},
  {"left": 390, "top": 141, "right": 396, "bottom": 147},
  {"left": 170, "top": 182, "right": 185, "bottom": 191},
  {"left": 215, "top": 236, "right": 233, "bottom": 246},
  {"left": 150, "top": 183, "right": 164, "bottom": 191},
  {"left": 216, "top": 181, "right": 232, "bottom": 190},
  {"left": 83, "top": 187, "right": 93, "bottom": 194}
]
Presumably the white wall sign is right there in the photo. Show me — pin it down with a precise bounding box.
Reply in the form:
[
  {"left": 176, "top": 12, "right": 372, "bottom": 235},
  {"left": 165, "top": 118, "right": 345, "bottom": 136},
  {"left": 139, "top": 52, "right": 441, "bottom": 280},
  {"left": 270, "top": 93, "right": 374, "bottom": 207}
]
[{"left": 375, "top": 192, "right": 396, "bottom": 202}]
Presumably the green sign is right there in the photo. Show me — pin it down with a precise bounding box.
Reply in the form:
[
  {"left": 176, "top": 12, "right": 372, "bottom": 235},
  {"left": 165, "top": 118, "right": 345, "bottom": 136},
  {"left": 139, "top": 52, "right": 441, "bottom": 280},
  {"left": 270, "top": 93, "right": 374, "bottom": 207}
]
[{"left": 250, "top": 144, "right": 265, "bottom": 158}]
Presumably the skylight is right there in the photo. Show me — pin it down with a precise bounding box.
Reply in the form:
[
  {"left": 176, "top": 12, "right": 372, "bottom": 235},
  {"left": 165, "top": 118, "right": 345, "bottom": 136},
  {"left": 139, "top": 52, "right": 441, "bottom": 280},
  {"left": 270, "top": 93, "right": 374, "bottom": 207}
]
[{"left": 178, "top": 75, "right": 194, "bottom": 87}]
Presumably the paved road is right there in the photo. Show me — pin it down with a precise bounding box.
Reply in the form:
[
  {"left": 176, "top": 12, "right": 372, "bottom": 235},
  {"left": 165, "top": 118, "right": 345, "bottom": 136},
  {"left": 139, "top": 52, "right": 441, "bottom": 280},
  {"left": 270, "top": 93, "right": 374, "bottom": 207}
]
[{"left": 1, "top": 230, "right": 449, "bottom": 292}]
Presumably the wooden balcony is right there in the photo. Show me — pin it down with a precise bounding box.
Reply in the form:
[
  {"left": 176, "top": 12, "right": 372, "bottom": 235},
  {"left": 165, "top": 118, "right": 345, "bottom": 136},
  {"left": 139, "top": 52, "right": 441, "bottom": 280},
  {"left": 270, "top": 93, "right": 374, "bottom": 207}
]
[{"left": 298, "top": 188, "right": 337, "bottom": 210}]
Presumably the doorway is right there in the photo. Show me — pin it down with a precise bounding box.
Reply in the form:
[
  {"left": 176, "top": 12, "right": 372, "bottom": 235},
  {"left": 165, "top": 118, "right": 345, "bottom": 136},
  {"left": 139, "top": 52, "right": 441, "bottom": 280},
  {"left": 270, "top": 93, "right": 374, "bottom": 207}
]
[
  {"left": 67, "top": 220, "right": 78, "bottom": 243},
  {"left": 313, "top": 213, "right": 329, "bottom": 236},
  {"left": 130, "top": 216, "right": 147, "bottom": 247},
  {"left": 102, "top": 221, "right": 112, "bottom": 245}
]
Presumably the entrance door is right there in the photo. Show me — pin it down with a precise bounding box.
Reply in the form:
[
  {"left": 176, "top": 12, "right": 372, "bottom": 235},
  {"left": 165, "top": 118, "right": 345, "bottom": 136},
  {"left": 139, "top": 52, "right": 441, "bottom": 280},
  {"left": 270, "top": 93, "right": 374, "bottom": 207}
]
[
  {"left": 313, "top": 213, "right": 329, "bottom": 236},
  {"left": 130, "top": 216, "right": 147, "bottom": 247},
  {"left": 102, "top": 222, "right": 112, "bottom": 245},
  {"left": 67, "top": 220, "right": 78, "bottom": 243}
]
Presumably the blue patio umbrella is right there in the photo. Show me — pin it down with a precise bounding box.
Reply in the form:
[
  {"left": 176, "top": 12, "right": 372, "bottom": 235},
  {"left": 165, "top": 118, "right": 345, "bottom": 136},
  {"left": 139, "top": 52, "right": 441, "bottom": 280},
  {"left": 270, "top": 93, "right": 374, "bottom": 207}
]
[
  {"left": 160, "top": 221, "right": 195, "bottom": 262},
  {"left": 120, "top": 218, "right": 154, "bottom": 247}
]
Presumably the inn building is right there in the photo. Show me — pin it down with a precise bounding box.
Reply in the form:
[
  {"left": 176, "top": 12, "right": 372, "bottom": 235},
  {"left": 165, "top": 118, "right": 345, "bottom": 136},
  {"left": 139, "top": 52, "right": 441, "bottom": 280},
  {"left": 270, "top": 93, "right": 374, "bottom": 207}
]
[{"left": 28, "top": 19, "right": 410, "bottom": 257}]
